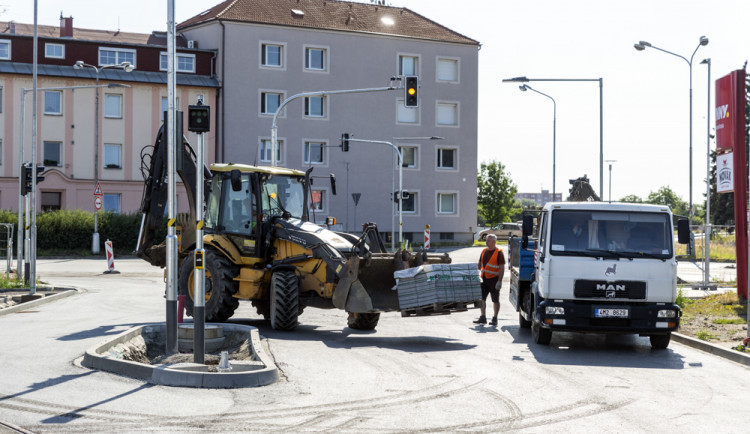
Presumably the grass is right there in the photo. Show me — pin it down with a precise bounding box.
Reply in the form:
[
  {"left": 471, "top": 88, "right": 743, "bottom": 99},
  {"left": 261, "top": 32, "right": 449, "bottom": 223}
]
[
  {"left": 675, "top": 232, "right": 737, "bottom": 261},
  {"left": 0, "top": 275, "right": 27, "bottom": 290},
  {"left": 696, "top": 329, "right": 718, "bottom": 341},
  {"left": 680, "top": 291, "right": 748, "bottom": 324}
]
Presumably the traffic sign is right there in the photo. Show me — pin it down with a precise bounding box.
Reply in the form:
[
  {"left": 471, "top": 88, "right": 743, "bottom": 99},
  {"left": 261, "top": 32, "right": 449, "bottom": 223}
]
[
  {"left": 352, "top": 193, "right": 361, "bottom": 206},
  {"left": 94, "top": 196, "right": 103, "bottom": 210},
  {"left": 94, "top": 182, "right": 103, "bottom": 196}
]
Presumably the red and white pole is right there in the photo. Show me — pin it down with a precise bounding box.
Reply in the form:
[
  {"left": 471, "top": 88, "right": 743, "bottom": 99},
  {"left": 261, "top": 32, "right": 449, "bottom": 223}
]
[
  {"left": 424, "top": 224, "right": 430, "bottom": 250},
  {"left": 104, "top": 239, "right": 118, "bottom": 274}
]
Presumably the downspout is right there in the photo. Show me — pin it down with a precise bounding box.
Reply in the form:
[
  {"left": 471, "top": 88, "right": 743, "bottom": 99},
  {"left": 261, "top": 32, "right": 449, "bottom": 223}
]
[{"left": 219, "top": 19, "right": 226, "bottom": 163}]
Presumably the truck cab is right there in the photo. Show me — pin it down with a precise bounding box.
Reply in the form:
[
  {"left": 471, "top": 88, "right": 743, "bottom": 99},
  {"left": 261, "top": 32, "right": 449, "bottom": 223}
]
[{"left": 511, "top": 202, "right": 689, "bottom": 349}]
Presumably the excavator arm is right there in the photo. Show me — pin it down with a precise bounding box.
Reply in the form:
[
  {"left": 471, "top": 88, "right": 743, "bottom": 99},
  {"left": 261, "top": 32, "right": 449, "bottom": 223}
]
[{"left": 134, "top": 124, "right": 210, "bottom": 267}]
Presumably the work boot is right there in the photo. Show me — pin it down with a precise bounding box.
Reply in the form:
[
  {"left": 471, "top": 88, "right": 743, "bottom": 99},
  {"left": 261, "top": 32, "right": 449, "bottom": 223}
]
[
  {"left": 473, "top": 315, "right": 486, "bottom": 324},
  {"left": 489, "top": 317, "right": 498, "bottom": 326}
]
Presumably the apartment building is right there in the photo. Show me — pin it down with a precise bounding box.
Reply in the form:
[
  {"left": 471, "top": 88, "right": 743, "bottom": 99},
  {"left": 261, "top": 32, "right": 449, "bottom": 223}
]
[
  {"left": 0, "top": 18, "right": 219, "bottom": 214},
  {"left": 516, "top": 190, "right": 563, "bottom": 207},
  {"left": 178, "top": 0, "right": 480, "bottom": 243}
]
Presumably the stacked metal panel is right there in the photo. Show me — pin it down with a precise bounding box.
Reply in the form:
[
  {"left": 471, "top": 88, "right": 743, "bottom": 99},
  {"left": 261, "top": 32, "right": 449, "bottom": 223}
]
[{"left": 394, "top": 263, "right": 481, "bottom": 309}]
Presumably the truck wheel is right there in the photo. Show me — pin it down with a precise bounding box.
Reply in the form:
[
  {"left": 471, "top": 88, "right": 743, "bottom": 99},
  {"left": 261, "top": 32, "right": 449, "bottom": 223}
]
[
  {"left": 347, "top": 312, "right": 380, "bottom": 330},
  {"left": 270, "top": 270, "right": 299, "bottom": 331},
  {"left": 178, "top": 249, "right": 239, "bottom": 322},
  {"left": 531, "top": 317, "right": 552, "bottom": 345},
  {"left": 519, "top": 291, "right": 532, "bottom": 329},
  {"left": 649, "top": 333, "right": 671, "bottom": 349}
]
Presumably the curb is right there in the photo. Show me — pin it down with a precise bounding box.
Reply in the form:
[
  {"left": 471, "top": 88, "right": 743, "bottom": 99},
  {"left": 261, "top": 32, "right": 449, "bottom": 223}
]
[
  {"left": 82, "top": 323, "right": 279, "bottom": 388},
  {"left": 0, "top": 288, "right": 78, "bottom": 317},
  {"left": 672, "top": 332, "right": 750, "bottom": 367}
]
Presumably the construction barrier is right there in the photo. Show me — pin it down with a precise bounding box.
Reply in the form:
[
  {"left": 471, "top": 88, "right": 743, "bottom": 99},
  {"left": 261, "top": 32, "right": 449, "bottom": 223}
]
[
  {"left": 424, "top": 224, "right": 430, "bottom": 250},
  {"left": 104, "top": 239, "right": 120, "bottom": 274}
]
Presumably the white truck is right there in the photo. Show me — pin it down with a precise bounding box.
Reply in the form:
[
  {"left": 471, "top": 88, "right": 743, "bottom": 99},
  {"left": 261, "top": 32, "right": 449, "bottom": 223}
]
[{"left": 511, "top": 201, "right": 690, "bottom": 349}]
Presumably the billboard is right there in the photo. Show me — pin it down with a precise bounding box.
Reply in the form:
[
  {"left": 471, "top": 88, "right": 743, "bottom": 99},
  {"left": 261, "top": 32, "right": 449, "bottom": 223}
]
[
  {"left": 716, "top": 152, "right": 733, "bottom": 193},
  {"left": 715, "top": 69, "right": 746, "bottom": 152}
]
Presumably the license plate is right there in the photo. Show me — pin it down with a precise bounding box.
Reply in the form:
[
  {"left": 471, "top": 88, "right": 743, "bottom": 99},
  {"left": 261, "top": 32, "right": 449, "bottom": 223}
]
[{"left": 594, "top": 308, "right": 629, "bottom": 318}]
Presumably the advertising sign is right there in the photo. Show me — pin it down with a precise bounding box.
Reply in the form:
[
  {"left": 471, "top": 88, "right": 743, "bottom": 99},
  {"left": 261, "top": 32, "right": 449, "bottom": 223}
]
[
  {"left": 715, "top": 69, "right": 746, "bottom": 152},
  {"left": 716, "top": 152, "right": 733, "bottom": 193}
]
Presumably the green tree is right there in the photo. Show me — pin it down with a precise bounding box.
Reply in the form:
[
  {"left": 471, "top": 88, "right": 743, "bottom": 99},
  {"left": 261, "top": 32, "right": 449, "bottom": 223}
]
[
  {"left": 619, "top": 194, "right": 643, "bottom": 203},
  {"left": 646, "top": 186, "right": 689, "bottom": 216},
  {"left": 477, "top": 160, "right": 519, "bottom": 226},
  {"left": 510, "top": 198, "right": 539, "bottom": 222}
]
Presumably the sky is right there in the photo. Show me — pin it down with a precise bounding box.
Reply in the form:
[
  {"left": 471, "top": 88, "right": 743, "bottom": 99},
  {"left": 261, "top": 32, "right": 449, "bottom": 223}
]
[{"left": 3, "top": 0, "right": 749, "bottom": 204}]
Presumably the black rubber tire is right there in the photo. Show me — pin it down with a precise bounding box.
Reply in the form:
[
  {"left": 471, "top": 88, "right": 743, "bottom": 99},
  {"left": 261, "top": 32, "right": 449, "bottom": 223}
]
[
  {"left": 649, "top": 333, "right": 671, "bottom": 349},
  {"left": 347, "top": 312, "right": 381, "bottom": 330},
  {"left": 178, "top": 249, "right": 239, "bottom": 322},
  {"left": 531, "top": 315, "right": 552, "bottom": 345},
  {"left": 519, "top": 291, "right": 532, "bottom": 329},
  {"left": 270, "top": 270, "right": 300, "bottom": 331}
]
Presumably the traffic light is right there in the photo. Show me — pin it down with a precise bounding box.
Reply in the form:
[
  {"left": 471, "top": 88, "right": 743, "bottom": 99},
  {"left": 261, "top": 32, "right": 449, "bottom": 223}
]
[
  {"left": 404, "top": 76, "right": 418, "bottom": 107},
  {"left": 21, "top": 163, "right": 32, "bottom": 195},
  {"left": 35, "top": 165, "right": 45, "bottom": 184},
  {"left": 188, "top": 103, "right": 210, "bottom": 133},
  {"left": 341, "top": 133, "right": 350, "bottom": 152}
]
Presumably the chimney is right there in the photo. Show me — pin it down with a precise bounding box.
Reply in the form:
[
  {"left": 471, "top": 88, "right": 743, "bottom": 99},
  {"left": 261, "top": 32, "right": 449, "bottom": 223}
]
[
  {"left": 60, "top": 14, "right": 73, "bottom": 38},
  {"left": 9, "top": 21, "right": 15, "bottom": 35}
]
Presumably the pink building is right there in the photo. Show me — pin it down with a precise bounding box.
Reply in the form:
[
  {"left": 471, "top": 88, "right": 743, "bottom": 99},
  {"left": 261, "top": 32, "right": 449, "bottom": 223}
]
[{"left": 0, "top": 17, "right": 219, "bottom": 214}]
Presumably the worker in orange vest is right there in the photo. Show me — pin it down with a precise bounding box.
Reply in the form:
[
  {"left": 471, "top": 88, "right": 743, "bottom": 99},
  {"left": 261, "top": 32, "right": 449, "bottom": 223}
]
[{"left": 474, "top": 233, "right": 505, "bottom": 326}]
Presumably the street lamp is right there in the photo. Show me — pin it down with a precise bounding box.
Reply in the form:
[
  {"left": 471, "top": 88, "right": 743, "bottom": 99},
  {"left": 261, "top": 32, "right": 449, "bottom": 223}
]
[
  {"left": 73, "top": 60, "right": 134, "bottom": 254},
  {"left": 502, "top": 76, "right": 604, "bottom": 199},
  {"left": 633, "top": 35, "right": 709, "bottom": 256},
  {"left": 519, "top": 84, "right": 556, "bottom": 199}
]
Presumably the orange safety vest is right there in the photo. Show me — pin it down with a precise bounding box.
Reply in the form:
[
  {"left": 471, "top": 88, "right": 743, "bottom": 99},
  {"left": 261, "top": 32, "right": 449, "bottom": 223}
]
[{"left": 479, "top": 248, "right": 503, "bottom": 279}]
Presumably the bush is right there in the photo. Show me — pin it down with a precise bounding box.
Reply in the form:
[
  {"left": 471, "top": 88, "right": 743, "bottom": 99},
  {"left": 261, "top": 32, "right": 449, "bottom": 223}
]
[{"left": 0, "top": 209, "right": 166, "bottom": 255}]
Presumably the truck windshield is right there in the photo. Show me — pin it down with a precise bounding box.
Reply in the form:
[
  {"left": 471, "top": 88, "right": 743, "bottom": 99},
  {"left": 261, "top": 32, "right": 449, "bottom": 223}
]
[
  {"left": 261, "top": 175, "right": 306, "bottom": 219},
  {"left": 549, "top": 210, "right": 673, "bottom": 259}
]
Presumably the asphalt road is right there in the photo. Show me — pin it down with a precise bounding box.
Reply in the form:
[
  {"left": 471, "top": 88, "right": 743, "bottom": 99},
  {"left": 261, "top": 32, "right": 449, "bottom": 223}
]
[{"left": 0, "top": 250, "right": 748, "bottom": 432}]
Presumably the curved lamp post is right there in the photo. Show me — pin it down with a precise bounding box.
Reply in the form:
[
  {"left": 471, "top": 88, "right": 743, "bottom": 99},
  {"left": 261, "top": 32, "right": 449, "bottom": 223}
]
[
  {"left": 73, "top": 60, "right": 134, "bottom": 253},
  {"left": 519, "top": 84, "right": 556, "bottom": 200},
  {"left": 634, "top": 36, "right": 709, "bottom": 255}
]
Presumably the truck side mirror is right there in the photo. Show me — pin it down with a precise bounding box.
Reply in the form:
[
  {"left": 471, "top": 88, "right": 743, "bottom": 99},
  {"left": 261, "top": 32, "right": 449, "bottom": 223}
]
[
  {"left": 330, "top": 174, "right": 337, "bottom": 195},
  {"left": 230, "top": 169, "right": 242, "bottom": 192},
  {"left": 677, "top": 219, "right": 690, "bottom": 244},
  {"left": 522, "top": 215, "right": 534, "bottom": 236}
]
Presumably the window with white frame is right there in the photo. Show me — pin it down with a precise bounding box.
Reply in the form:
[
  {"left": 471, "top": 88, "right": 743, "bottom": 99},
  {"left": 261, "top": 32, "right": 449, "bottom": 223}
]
[
  {"left": 159, "top": 52, "right": 196, "bottom": 73},
  {"left": 0, "top": 40, "right": 10, "bottom": 60},
  {"left": 261, "top": 92, "right": 283, "bottom": 115},
  {"left": 304, "top": 96, "right": 325, "bottom": 118},
  {"left": 397, "top": 99, "right": 418, "bottom": 124},
  {"left": 437, "top": 58, "right": 459, "bottom": 82},
  {"left": 399, "top": 146, "right": 417, "bottom": 168},
  {"left": 305, "top": 47, "right": 326, "bottom": 71},
  {"left": 44, "top": 91, "right": 62, "bottom": 115},
  {"left": 399, "top": 55, "right": 418, "bottom": 76},
  {"left": 104, "top": 143, "right": 121, "bottom": 168},
  {"left": 104, "top": 94, "right": 122, "bottom": 118},
  {"left": 437, "top": 192, "right": 457, "bottom": 214},
  {"left": 310, "top": 190, "right": 325, "bottom": 211},
  {"left": 261, "top": 43, "right": 283, "bottom": 67},
  {"left": 103, "top": 193, "right": 121, "bottom": 213},
  {"left": 259, "top": 139, "right": 283, "bottom": 164},
  {"left": 99, "top": 47, "right": 135, "bottom": 67},
  {"left": 45, "top": 43, "right": 65, "bottom": 59},
  {"left": 436, "top": 102, "right": 458, "bottom": 126},
  {"left": 437, "top": 148, "right": 456, "bottom": 169},
  {"left": 398, "top": 191, "right": 417, "bottom": 213},
  {"left": 304, "top": 141, "right": 325, "bottom": 165},
  {"left": 43, "top": 141, "right": 62, "bottom": 166}
]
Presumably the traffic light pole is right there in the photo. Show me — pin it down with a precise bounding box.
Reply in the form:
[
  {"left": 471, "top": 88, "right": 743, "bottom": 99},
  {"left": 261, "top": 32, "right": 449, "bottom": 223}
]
[
  {"left": 346, "top": 138, "right": 403, "bottom": 250},
  {"left": 270, "top": 79, "right": 405, "bottom": 167}
]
